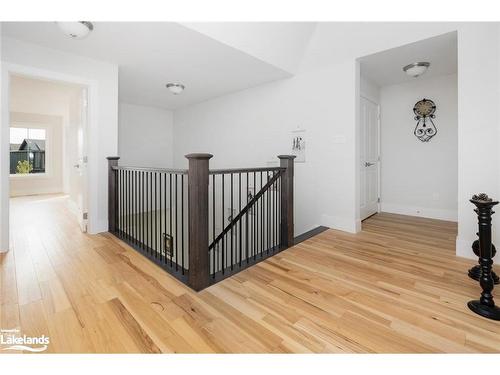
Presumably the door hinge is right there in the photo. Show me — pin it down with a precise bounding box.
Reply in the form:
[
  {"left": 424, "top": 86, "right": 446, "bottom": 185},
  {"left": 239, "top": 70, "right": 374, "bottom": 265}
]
[
  {"left": 83, "top": 212, "right": 88, "bottom": 220},
  {"left": 377, "top": 197, "right": 380, "bottom": 203}
]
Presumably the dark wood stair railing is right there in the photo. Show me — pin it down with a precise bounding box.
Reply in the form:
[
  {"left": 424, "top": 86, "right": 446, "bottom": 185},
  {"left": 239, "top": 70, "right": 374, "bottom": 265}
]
[{"left": 107, "top": 154, "right": 295, "bottom": 291}]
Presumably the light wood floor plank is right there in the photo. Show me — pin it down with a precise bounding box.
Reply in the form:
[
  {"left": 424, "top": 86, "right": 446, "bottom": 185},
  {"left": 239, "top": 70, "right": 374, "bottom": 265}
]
[{"left": 2, "top": 194, "right": 500, "bottom": 353}]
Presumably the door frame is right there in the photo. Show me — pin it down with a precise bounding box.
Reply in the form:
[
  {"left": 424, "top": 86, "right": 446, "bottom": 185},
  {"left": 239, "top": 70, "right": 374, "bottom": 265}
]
[
  {"left": 1, "top": 62, "right": 96, "bottom": 252},
  {"left": 360, "top": 94, "right": 381, "bottom": 220}
]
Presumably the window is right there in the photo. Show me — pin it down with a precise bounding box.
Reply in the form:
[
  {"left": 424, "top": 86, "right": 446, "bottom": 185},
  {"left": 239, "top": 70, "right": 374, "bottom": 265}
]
[{"left": 10, "top": 127, "right": 47, "bottom": 175}]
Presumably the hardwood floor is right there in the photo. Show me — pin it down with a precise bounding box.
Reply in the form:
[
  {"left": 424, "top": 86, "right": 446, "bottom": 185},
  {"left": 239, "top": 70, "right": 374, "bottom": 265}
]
[{"left": 2, "top": 194, "right": 499, "bottom": 353}]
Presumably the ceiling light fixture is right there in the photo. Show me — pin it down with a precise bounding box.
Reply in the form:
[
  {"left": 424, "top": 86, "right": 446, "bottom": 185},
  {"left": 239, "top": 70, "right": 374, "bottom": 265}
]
[
  {"left": 403, "top": 62, "right": 430, "bottom": 78},
  {"left": 166, "top": 83, "right": 185, "bottom": 95},
  {"left": 56, "top": 21, "right": 94, "bottom": 39}
]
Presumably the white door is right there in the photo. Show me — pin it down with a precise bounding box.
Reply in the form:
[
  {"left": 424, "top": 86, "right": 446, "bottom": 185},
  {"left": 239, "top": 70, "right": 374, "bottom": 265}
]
[
  {"left": 73, "top": 88, "right": 89, "bottom": 232},
  {"left": 360, "top": 96, "right": 380, "bottom": 220}
]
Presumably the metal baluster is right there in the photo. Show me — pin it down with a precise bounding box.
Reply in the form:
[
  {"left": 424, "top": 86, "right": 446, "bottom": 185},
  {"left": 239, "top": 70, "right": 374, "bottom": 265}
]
[
  {"left": 142, "top": 171, "right": 146, "bottom": 250},
  {"left": 212, "top": 174, "right": 216, "bottom": 277},
  {"left": 260, "top": 172, "right": 264, "bottom": 258},
  {"left": 222, "top": 174, "right": 225, "bottom": 273},
  {"left": 145, "top": 172, "right": 149, "bottom": 252},
  {"left": 246, "top": 172, "right": 249, "bottom": 264},
  {"left": 253, "top": 172, "right": 256, "bottom": 261},
  {"left": 127, "top": 170, "right": 130, "bottom": 240},
  {"left": 175, "top": 174, "right": 178, "bottom": 271},
  {"left": 239, "top": 173, "right": 242, "bottom": 267},
  {"left": 163, "top": 173, "right": 167, "bottom": 263},
  {"left": 181, "top": 174, "right": 185, "bottom": 274},
  {"left": 169, "top": 173, "right": 172, "bottom": 267},
  {"left": 150, "top": 172, "right": 153, "bottom": 253},
  {"left": 118, "top": 170, "right": 121, "bottom": 236},
  {"left": 230, "top": 173, "right": 233, "bottom": 270},
  {"left": 159, "top": 173, "right": 163, "bottom": 262}
]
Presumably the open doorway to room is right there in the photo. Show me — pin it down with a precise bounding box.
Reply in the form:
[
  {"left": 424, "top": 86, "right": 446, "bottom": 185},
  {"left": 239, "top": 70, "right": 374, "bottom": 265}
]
[
  {"left": 357, "top": 31, "right": 458, "bottom": 235},
  {"left": 8, "top": 74, "right": 89, "bottom": 237}
]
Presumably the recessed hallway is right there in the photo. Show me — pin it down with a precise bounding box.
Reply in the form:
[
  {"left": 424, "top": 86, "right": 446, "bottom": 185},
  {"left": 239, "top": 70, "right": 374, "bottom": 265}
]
[{"left": 1, "top": 195, "right": 499, "bottom": 353}]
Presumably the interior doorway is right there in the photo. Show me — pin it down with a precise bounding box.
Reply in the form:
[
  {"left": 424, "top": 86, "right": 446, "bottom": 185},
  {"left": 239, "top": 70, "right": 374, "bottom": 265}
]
[
  {"left": 7, "top": 73, "right": 89, "bottom": 232},
  {"left": 357, "top": 31, "right": 458, "bottom": 226}
]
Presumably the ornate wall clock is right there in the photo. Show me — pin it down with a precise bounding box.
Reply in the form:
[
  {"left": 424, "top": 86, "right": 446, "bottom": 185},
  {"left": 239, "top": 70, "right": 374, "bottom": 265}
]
[{"left": 413, "top": 98, "right": 437, "bottom": 142}]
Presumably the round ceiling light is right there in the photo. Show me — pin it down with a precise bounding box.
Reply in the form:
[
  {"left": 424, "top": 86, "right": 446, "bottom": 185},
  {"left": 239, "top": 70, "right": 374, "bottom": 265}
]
[
  {"left": 166, "top": 83, "right": 185, "bottom": 95},
  {"left": 403, "top": 62, "right": 430, "bottom": 78},
  {"left": 56, "top": 21, "right": 94, "bottom": 39}
]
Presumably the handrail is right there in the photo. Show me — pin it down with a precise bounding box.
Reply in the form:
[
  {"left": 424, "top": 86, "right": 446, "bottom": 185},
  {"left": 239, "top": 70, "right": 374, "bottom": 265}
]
[
  {"left": 209, "top": 166, "right": 285, "bottom": 175},
  {"left": 112, "top": 165, "right": 188, "bottom": 174},
  {"left": 208, "top": 169, "right": 283, "bottom": 251}
]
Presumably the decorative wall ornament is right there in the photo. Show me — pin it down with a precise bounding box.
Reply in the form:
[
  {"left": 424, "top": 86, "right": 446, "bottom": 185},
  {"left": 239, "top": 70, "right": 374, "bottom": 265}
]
[
  {"left": 413, "top": 98, "right": 437, "bottom": 142},
  {"left": 290, "top": 128, "right": 306, "bottom": 163}
]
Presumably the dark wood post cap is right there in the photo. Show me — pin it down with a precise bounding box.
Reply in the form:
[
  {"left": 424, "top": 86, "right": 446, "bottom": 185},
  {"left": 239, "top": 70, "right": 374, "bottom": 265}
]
[
  {"left": 106, "top": 156, "right": 120, "bottom": 160},
  {"left": 278, "top": 155, "right": 296, "bottom": 160},
  {"left": 185, "top": 153, "right": 213, "bottom": 160}
]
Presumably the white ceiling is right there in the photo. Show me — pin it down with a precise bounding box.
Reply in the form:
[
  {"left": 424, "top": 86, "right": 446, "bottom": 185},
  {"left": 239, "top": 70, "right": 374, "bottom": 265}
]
[
  {"left": 359, "top": 31, "right": 457, "bottom": 87},
  {"left": 2, "top": 22, "right": 316, "bottom": 110}
]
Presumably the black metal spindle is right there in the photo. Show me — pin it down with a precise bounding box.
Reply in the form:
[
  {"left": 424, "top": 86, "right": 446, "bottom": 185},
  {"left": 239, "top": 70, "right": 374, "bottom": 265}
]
[
  {"left": 175, "top": 174, "right": 178, "bottom": 270},
  {"left": 230, "top": 173, "right": 233, "bottom": 270},
  {"left": 181, "top": 174, "right": 185, "bottom": 273},
  {"left": 246, "top": 172, "right": 249, "bottom": 264},
  {"left": 260, "top": 172, "right": 265, "bottom": 258},
  {"left": 253, "top": 172, "right": 256, "bottom": 260},
  {"left": 212, "top": 174, "right": 216, "bottom": 277},
  {"left": 150, "top": 172, "right": 153, "bottom": 253},
  {"left": 140, "top": 171, "right": 145, "bottom": 249},
  {"left": 239, "top": 173, "right": 242, "bottom": 267},
  {"left": 169, "top": 173, "right": 172, "bottom": 267},
  {"left": 222, "top": 174, "right": 225, "bottom": 273},
  {"left": 163, "top": 173, "right": 167, "bottom": 263},
  {"left": 159, "top": 173, "right": 163, "bottom": 262}
]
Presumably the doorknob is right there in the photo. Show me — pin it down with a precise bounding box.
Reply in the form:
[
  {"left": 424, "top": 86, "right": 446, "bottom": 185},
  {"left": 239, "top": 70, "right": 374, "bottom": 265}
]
[{"left": 365, "top": 162, "right": 375, "bottom": 167}]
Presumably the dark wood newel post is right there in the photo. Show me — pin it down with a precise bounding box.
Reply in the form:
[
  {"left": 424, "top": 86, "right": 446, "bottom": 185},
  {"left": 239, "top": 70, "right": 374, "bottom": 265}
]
[
  {"left": 186, "top": 153, "right": 213, "bottom": 291},
  {"left": 107, "top": 156, "right": 120, "bottom": 233},
  {"left": 278, "top": 155, "right": 296, "bottom": 247},
  {"left": 467, "top": 193, "right": 500, "bottom": 321}
]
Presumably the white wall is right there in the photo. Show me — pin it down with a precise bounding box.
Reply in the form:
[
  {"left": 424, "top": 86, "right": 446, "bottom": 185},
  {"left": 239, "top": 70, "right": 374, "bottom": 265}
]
[
  {"left": 379, "top": 74, "right": 457, "bottom": 221},
  {"left": 119, "top": 103, "right": 174, "bottom": 168},
  {"left": 456, "top": 24, "right": 500, "bottom": 259},
  {"left": 1, "top": 37, "right": 118, "bottom": 251},
  {"left": 174, "top": 62, "right": 358, "bottom": 236}
]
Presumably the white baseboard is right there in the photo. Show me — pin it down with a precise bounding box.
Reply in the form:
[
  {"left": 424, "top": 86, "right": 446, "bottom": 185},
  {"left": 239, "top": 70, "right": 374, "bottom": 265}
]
[
  {"left": 380, "top": 202, "right": 457, "bottom": 222},
  {"left": 321, "top": 214, "right": 359, "bottom": 233}
]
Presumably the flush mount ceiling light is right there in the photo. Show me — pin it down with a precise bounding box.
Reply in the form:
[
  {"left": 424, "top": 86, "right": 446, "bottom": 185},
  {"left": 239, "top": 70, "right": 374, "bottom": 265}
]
[
  {"left": 166, "top": 83, "right": 185, "bottom": 95},
  {"left": 403, "top": 62, "right": 430, "bottom": 78},
  {"left": 56, "top": 21, "right": 94, "bottom": 39}
]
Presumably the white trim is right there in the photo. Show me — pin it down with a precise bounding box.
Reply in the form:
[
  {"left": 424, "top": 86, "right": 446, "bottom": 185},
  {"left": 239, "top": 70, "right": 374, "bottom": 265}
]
[
  {"left": 380, "top": 202, "right": 458, "bottom": 222},
  {"left": 1, "top": 62, "right": 97, "bottom": 252}
]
